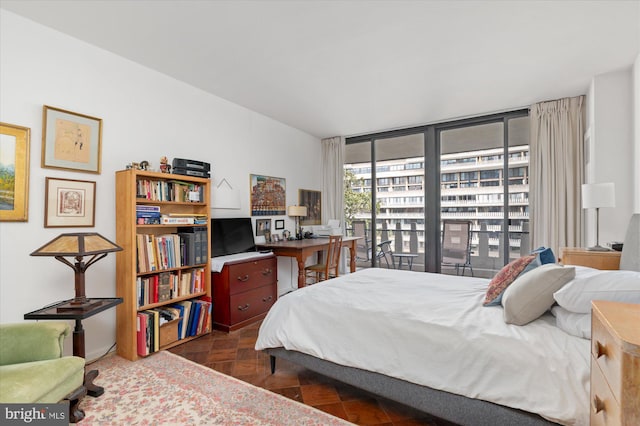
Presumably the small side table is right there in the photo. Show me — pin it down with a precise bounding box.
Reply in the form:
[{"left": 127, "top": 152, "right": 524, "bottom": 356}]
[
  {"left": 24, "top": 297, "right": 123, "bottom": 397},
  {"left": 392, "top": 253, "right": 419, "bottom": 270},
  {"left": 560, "top": 247, "right": 621, "bottom": 270}
]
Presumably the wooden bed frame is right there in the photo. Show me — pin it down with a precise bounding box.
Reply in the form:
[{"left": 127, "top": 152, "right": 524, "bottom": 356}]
[{"left": 266, "top": 347, "right": 557, "bottom": 426}]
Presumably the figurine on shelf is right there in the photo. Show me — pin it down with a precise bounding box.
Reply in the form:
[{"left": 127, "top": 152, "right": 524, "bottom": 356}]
[
  {"left": 139, "top": 160, "right": 150, "bottom": 171},
  {"left": 159, "top": 156, "right": 171, "bottom": 174}
]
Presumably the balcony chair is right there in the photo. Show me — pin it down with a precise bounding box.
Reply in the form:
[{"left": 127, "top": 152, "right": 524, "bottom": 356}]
[
  {"left": 0, "top": 322, "right": 86, "bottom": 422},
  {"left": 305, "top": 235, "right": 343, "bottom": 284},
  {"left": 441, "top": 219, "right": 474, "bottom": 277},
  {"left": 376, "top": 240, "right": 395, "bottom": 268},
  {"left": 352, "top": 220, "right": 371, "bottom": 261}
]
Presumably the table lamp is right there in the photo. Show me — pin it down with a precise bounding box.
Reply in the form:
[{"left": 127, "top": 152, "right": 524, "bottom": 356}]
[
  {"left": 31, "top": 232, "right": 123, "bottom": 312},
  {"left": 288, "top": 205, "right": 307, "bottom": 240},
  {"left": 581, "top": 183, "right": 615, "bottom": 251}
]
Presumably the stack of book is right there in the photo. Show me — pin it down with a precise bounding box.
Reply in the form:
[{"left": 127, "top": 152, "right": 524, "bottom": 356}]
[
  {"left": 136, "top": 205, "right": 161, "bottom": 224},
  {"left": 136, "top": 297, "right": 212, "bottom": 356}
]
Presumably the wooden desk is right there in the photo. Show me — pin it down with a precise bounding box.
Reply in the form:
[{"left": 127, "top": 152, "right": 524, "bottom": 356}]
[{"left": 257, "top": 236, "right": 362, "bottom": 288}]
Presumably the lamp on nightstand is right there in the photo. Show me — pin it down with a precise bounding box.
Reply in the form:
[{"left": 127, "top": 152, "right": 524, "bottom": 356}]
[
  {"left": 582, "top": 183, "right": 615, "bottom": 251},
  {"left": 288, "top": 205, "right": 307, "bottom": 240}
]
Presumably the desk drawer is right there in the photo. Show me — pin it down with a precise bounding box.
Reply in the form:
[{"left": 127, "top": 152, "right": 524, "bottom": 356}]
[
  {"left": 592, "top": 313, "right": 623, "bottom": 403},
  {"left": 228, "top": 257, "right": 276, "bottom": 295},
  {"left": 230, "top": 285, "right": 277, "bottom": 324}
]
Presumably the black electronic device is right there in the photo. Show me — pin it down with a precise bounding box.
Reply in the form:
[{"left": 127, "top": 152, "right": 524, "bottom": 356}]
[
  {"left": 172, "top": 158, "right": 211, "bottom": 171},
  {"left": 211, "top": 217, "right": 257, "bottom": 257},
  {"left": 172, "top": 167, "right": 210, "bottom": 178}
]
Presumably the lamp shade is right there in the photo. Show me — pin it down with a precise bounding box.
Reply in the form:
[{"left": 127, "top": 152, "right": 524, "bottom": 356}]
[
  {"left": 31, "top": 232, "right": 122, "bottom": 257},
  {"left": 581, "top": 183, "right": 615, "bottom": 209},
  {"left": 288, "top": 206, "right": 307, "bottom": 217}
]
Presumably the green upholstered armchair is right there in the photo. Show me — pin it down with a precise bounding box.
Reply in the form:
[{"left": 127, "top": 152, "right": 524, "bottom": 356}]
[{"left": 0, "top": 322, "right": 86, "bottom": 422}]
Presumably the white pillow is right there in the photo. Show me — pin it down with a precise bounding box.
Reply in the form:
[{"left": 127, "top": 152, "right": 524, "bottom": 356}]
[
  {"left": 502, "top": 264, "right": 576, "bottom": 325},
  {"left": 551, "top": 305, "right": 591, "bottom": 339},
  {"left": 553, "top": 270, "right": 640, "bottom": 314}
]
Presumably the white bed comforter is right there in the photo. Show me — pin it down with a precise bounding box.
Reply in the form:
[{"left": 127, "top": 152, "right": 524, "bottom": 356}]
[{"left": 255, "top": 268, "right": 590, "bottom": 425}]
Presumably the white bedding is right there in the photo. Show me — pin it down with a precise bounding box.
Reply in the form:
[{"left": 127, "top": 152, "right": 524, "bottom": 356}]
[{"left": 255, "top": 268, "right": 590, "bottom": 425}]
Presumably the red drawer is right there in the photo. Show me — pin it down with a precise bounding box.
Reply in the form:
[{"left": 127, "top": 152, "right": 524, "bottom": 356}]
[
  {"left": 227, "top": 257, "right": 276, "bottom": 295},
  {"left": 229, "top": 285, "right": 277, "bottom": 324}
]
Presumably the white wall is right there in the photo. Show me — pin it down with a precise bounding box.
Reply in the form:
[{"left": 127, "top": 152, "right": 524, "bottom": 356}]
[
  {"left": 585, "top": 66, "right": 636, "bottom": 246},
  {"left": 0, "top": 11, "right": 321, "bottom": 359},
  {"left": 634, "top": 53, "right": 640, "bottom": 212}
]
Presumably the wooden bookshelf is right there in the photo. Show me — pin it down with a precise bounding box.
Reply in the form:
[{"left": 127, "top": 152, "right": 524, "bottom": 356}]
[{"left": 115, "top": 169, "right": 211, "bottom": 361}]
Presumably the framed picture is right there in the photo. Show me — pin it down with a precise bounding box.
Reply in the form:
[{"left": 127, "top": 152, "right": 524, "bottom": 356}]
[
  {"left": 42, "top": 105, "right": 102, "bottom": 174},
  {"left": 275, "top": 219, "right": 285, "bottom": 230},
  {"left": 0, "top": 122, "right": 30, "bottom": 222},
  {"left": 255, "top": 218, "right": 271, "bottom": 236},
  {"left": 45, "top": 177, "right": 96, "bottom": 228},
  {"left": 299, "top": 189, "right": 321, "bottom": 226},
  {"left": 250, "top": 174, "right": 286, "bottom": 215}
]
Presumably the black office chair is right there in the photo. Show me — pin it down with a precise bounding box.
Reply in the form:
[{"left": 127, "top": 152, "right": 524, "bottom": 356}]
[{"left": 441, "top": 220, "right": 474, "bottom": 277}]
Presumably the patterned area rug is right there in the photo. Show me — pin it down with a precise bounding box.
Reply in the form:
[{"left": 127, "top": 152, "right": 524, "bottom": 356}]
[{"left": 78, "top": 351, "right": 351, "bottom": 425}]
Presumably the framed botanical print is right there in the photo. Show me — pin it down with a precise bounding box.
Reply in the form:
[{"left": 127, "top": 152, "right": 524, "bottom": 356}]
[
  {"left": 42, "top": 105, "right": 102, "bottom": 174},
  {"left": 45, "top": 177, "right": 96, "bottom": 228},
  {"left": 0, "top": 122, "right": 30, "bottom": 221}
]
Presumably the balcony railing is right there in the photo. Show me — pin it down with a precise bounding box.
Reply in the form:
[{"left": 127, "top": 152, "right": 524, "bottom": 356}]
[{"left": 348, "top": 221, "right": 531, "bottom": 278}]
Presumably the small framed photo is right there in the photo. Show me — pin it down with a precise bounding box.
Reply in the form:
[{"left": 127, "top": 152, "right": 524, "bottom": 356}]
[
  {"left": 45, "top": 177, "right": 96, "bottom": 228},
  {"left": 272, "top": 234, "right": 280, "bottom": 242},
  {"left": 275, "top": 219, "right": 285, "bottom": 230},
  {"left": 255, "top": 218, "right": 271, "bottom": 236},
  {"left": 42, "top": 105, "right": 102, "bottom": 174},
  {"left": 0, "top": 122, "right": 30, "bottom": 222}
]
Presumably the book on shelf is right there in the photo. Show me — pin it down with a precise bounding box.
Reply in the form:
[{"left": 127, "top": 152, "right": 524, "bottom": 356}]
[{"left": 161, "top": 215, "right": 194, "bottom": 225}]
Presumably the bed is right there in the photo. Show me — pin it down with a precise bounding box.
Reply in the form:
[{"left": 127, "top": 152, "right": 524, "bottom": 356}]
[{"left": 255, "top": 215, "right": 640, "bottom": 426}]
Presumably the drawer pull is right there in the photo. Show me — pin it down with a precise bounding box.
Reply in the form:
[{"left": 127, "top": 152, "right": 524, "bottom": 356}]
[
  {"left": 591, "top": 395, "right": 605, "bottom": 414},
  {"left": 262, "top": 268, "right": 272, "bottom": 276},
  {"left": 595, "top": 341, "right": 607, "bottom": 358},
  {"left": 262, "top": 296, "right": 273, "bottom": 302},
  {"left": 236, "top": 274, "right": 250, "bottom": 282},
  {"left": 237, "top": 304, "right": 250, "bottom": 311}
]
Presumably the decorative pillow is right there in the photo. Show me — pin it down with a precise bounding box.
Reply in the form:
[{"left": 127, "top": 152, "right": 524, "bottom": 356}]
[
  {"left": 531, "top": 246, "right": 556, "bottom": 265},
  {"left": 502, "top": 264, "right": 576, "bottom": 325},
  {"left": 483, "top": 255, "right": 536, "bottom": 306},
  {"left": 553, "top": 270, "right": 640, "bottom": 313},
  {"left": 551, "top": 305, "right": 591, "bottom": 339}
]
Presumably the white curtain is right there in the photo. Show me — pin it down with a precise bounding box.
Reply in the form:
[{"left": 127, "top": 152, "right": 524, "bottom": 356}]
[
  {"left": 529, "top": 96, "right": 585, "bottom": 255},
  {"left": 321, "top": 136, "right": 346, "bottom": 271}
]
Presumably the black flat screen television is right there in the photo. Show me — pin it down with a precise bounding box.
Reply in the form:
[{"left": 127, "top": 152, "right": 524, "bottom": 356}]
[{"left": 211, "top": 217, "right": 257, "bottom": 257}]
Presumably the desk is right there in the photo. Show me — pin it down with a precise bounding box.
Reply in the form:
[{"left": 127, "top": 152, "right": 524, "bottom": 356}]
[
  {"left": 24, "top": 297, "right": 123, "bottom": 397},
  {"left": 257, "top": 236, "right": 362, "bottom": 288}
]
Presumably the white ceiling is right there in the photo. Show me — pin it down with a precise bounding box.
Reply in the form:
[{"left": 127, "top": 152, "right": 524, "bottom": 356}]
[{"left": 1, "top": 1, "right": 639, "bottom": 139}]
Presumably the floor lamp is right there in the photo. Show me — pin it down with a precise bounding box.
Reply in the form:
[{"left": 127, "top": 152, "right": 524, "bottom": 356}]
[{"left": 582, "top": 182, "right": 615, "bottom": 251}]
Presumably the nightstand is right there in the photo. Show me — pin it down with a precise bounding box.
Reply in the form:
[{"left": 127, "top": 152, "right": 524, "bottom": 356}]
[
  {"left": 560, "top": 247, "right": 621, "bottom": 270},
  {"left": 590, "top": 300, "right": 640, "bottom": 425}
]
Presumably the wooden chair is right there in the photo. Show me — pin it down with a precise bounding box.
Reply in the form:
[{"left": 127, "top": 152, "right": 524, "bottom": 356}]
[{"left": 305, "top": 235, "right": 343, "bottom": 284}]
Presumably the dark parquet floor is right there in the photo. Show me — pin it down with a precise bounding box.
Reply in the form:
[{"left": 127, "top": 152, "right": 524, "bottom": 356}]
[{"left": 169, "top": 321, "right": 456, "bottom": 426}]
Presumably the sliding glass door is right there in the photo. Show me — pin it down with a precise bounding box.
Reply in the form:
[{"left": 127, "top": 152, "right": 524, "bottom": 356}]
[{"left": 345, "top": 110, "right": 529, "bottom": 275}]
